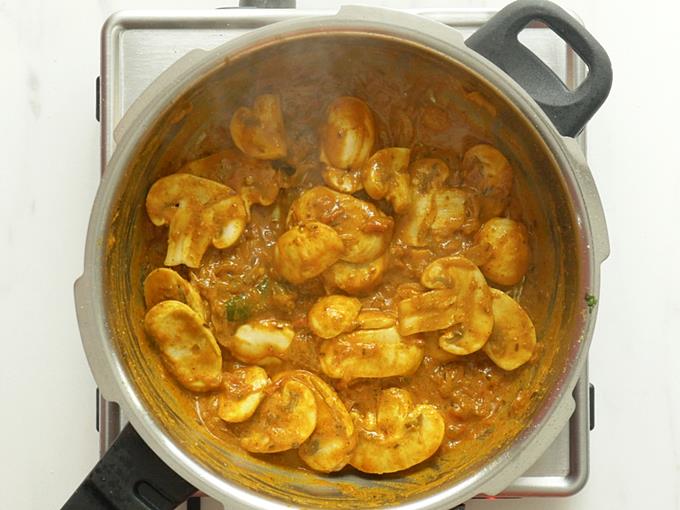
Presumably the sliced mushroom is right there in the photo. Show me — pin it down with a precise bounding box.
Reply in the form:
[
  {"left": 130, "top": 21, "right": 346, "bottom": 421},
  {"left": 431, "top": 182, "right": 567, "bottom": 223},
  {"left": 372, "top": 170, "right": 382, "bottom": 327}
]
[
  {"left": 181, "top": 148, "right": 286, "bottom": 214},
  {"left": 356, "top": 309, "right": 396, "bottom": 330},
  {"left": 288, "top": 186, "right": 393, "bottom": 264},
  {"left": 319, "top": 326, "right": 424, "bottom": 381},
  {"left": 146, "top": 173, "right": 247, "bottom": 268},
  {"left": 397, "top": 158, "right": 449, "bottom": 247},
  {"left": 218, "top": 366, "right": 270, "bottom": 423},
  {"left": 321, "top": 166, "right": 364, "bottom": 194},
  {"left": 273, "top": 221, "right": 345, "bottom": 284},
  {"left": 319, "top": 96, "right": 375, "bottom": 192},
  {"left": 143, "top": 268, "right": 205, "bottom": 319},
  {"left": 205, "top": 196, "right": 248, "bottom": 249},
  {"left": 322, "top": 252, "right": 389, "bottom": 296},
  {"left": 483, "top": 289, "right": 536, "bottom": 370},
  {"left": 462, "top": 144, "right": 513, "bottom": 220},
  {"left": 429, "top": 188, "right": 479, "bottom": 240},
  {"left": 308, "top": 295, "right": 362, "bottom": 339},
  {"left": 349, "top": 388, "right": 445, "bottom": 474},
  {"left": 396, "top": 288, "right": 460, "bottom": 336},
  {"left": 229, "top": 319, "right": 295, "bottom": 365},
  {"left": 239, "top": 380, "right": 317, "bottom": 453},
  {"left": 275, "top": 371, "right": 356, "bottom": 473},
  {"left": 144, "top": 301, "right": 222, "bottom": 392},
  {"left": 230, "top": 94, "right": 287, "bottom": 160},
  {"left": 421, "top": 333, "right": 459, "bottom": 364},
  {"left": 418, "top": 256, "right": 494, "bottom": 355},
  {"left": 362, "top": 148, "right": 411, "bottom": 213},
  {"left": 474, "top": 217, "right": 530, "bottom": 286}
]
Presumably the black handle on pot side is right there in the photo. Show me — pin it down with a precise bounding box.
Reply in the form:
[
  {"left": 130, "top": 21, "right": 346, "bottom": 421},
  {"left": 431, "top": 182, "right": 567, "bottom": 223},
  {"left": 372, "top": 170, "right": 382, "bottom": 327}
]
[
  {"left": 466, "top": 0, "right": 612, "bottom": 137},
  {"left": 61, "top": 424, "right": 196, "bottom": 510}
]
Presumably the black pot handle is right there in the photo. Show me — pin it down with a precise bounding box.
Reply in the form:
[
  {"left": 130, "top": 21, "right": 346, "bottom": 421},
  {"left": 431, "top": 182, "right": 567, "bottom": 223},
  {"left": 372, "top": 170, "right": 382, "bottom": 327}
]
[
  {"left": 61, "top": 424, "right": 196, "bottom": 510},
  {"left": 465, "top": 0, "right": 612, "bottom": 137}
]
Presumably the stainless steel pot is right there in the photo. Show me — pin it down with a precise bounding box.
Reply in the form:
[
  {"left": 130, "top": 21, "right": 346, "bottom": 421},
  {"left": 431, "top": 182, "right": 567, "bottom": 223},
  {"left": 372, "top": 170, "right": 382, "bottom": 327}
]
[{"left": 67, "top": 2, "right": 611, "bottom": 509}]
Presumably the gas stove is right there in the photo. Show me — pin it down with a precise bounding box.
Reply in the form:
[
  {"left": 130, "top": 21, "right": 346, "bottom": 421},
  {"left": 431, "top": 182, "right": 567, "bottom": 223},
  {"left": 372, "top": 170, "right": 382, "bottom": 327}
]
[{"left": 95, "top": 6, "right": 595, "bottom": 508}]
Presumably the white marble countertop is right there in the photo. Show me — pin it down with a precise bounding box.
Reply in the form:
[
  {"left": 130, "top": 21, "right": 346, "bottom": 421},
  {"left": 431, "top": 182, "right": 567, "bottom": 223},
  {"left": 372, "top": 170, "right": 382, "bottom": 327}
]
[{"left": 1, "top": 0, "right": 678, "bottom": 508}]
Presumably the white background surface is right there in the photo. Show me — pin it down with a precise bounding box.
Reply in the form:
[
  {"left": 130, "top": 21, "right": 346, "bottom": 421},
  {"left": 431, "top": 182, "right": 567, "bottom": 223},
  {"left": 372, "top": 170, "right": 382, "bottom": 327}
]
[{"left": 1, "top": 0, "right": 678, "bottom": 508}]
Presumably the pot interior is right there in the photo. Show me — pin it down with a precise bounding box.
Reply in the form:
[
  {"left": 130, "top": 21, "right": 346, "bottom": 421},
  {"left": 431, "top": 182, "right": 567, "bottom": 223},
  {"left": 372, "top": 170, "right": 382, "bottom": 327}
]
[{"left": 102, "top": 32, "right": 588, "bottom": 507}]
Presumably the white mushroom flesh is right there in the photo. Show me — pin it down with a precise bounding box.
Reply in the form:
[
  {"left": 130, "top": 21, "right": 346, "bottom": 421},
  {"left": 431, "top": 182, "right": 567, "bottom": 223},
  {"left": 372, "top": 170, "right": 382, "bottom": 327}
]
[
  {"left": 218, "top": 366, "right": 270, "bottom": 423},
  {"left": 319, "top": 326, "right": 424, "bottom": 381},
  {"left": 356, "top": 309, "right": 396, "bottom": 330},
  {"left": 349, "top": 388, "right": 445, "bottom": 474},
  {"left": 308, "top": 295, "right": 362, "bottom": 339},
  {"left": 419, "top": 256, "right": 494, "bottom": 355},
  {"left": 397, "top": 158, "right": 449, "bottom": 247},
  {"left": 322, "top": 252, "right": 389, "bottom": 296},
  {"left": 321, "top": 166, "right": 364, "bottom": 194},
  {"left": 275, "top": 371, "right": 356, "bottom": 473},
  {"left": 145, "top": 173, "right": 247, "bottom": 268},
  {"left": 229, "top": 319, "right": 295, "bottom": 364},
  {"left": 180, "top": 148, "right": 286, "bottom": 213},
  {"left": 144, "top": 301, "right": 222, "bottom": 392},
  {"left": 273, "top": 221, "right": 345, "bottom": 284},
  {"left": 429, "top": 188, "right": 480, "bottom": 240},
  {"left": 474, "top": 217, "right": 530, "bottom": 286},
  {"left": 230, "top": 94, "right": 287, "bottom": 160},
  {"left": 362, "top": 147, "right": 411, "bottom": 213},
  {"left": 396, "top": 288, "right": 460, "bottom": 336},
  {"left": 462, "top": 144, "right": 513, "bottom": 220},
  {"left": 288, "top": 186, "right": 393, "bottom": 264},
  {"left": 239, "top": 380, "right": 317, "bottom": 453},
  {"left": 205, "top": 195, "right": 248, "bottom": 249},
  {"left": 483, "top": 289, "right": 537, "bottom": 370},
  {"left": 143, "top": 268, "right": 206, "bottom": 319},
  {"left": 320, "top": 96, "right": 375, "bottom": 171}
]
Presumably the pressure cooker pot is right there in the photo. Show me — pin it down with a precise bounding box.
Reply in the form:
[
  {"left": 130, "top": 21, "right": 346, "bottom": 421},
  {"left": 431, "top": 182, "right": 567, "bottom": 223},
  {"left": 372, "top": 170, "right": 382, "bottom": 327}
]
[{"left": 68, "top": 2, "right": 611, "bottom": 509}]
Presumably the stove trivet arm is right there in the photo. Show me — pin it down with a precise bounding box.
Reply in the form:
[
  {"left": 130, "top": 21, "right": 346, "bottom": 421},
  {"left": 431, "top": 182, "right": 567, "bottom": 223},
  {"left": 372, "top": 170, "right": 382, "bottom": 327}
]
[
  {"left": 466, "top": 0, "right": 612, "bottom": 137},
  {"left": 239, "top": 0, "right": 295, "bottom": 8},
  {"left": 61, "top": 424, "right": 196, "bottom": 510}
]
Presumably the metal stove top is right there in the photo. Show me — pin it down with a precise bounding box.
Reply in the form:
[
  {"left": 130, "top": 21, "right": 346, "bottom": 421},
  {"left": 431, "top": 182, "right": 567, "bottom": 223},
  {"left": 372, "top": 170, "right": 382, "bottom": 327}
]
[{"left": 96, "top": 6, "right": 594, "bottom": 505}]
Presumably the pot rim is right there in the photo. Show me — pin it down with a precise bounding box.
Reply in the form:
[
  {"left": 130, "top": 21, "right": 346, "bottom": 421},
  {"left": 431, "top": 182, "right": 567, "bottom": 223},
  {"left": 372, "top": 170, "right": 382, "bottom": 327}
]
[{"left": 76, "top": 7, "right": 608, "bottom": 509}]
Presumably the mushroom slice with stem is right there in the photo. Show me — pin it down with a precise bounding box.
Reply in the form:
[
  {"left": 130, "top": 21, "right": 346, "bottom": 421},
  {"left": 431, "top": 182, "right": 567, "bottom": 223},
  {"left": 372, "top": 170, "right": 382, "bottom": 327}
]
[
  {"left": 421, "top": 256, "right": 494, "bottom": 355},
  {"left": 273, "top": 221, "right": 345, "bottom": 284},
  {"left": 349, "top": 388, "right": 445, "bottom": 474},
  {"left": 143, "top": 268, "right": 205, "bottom": 319},
  {"left": 462, "top": 144, "right": 513, "bottom": 220},
  {"left": 397, "top": 256, "right": 493, "bottom": 355},
  {"left": 144, "top": 301, "right": 222, "bottom": 392},
  {"left": 308, "top": 295, "right": 362, "bottom": 339},
  {"left": 319, "top": 326, "right": 424, "bottom": 381},
  {"left": 362, "top": 147, "right": 411, "bottom": 213},
  {"left": 275, "top": 371, "right": 356, "bottom": 473},
  {"left": 230, "top": 94, "right": 287, "bottom": 160},
  {"left": 397, "top": 158, "right": 449, "bottom": 247},
  {"left": 218, "top": 366, "right": 270, "bottom": 423},
  {"left": 146, "top": 173, "right": 247, "bottom": 268},
  {"left": 180, "top": 148, "right": 287, "bottom": 214},
  {"left": 288, "top": 186, "right": 393, "bottom": 264},
  {"left": 483, "top": 289, "right": 536, "bottom": 370},
  {"left": 396, "top": 288, "right": 460, "bottom": 336},
  {"left": 320, "top": 96, "right": 375, "bottom": 193},
  {"left": 474, "top": 217, "right": 530, "bottom": 286},
  {"left": 229, "top": 319, "right": 295, "bottom": 365},
  {"left": 239, "top": 380, "right": 317, "bottom": 453},
  {"left": 322, "top": 252, "right": 389, "bottom": 296}
]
